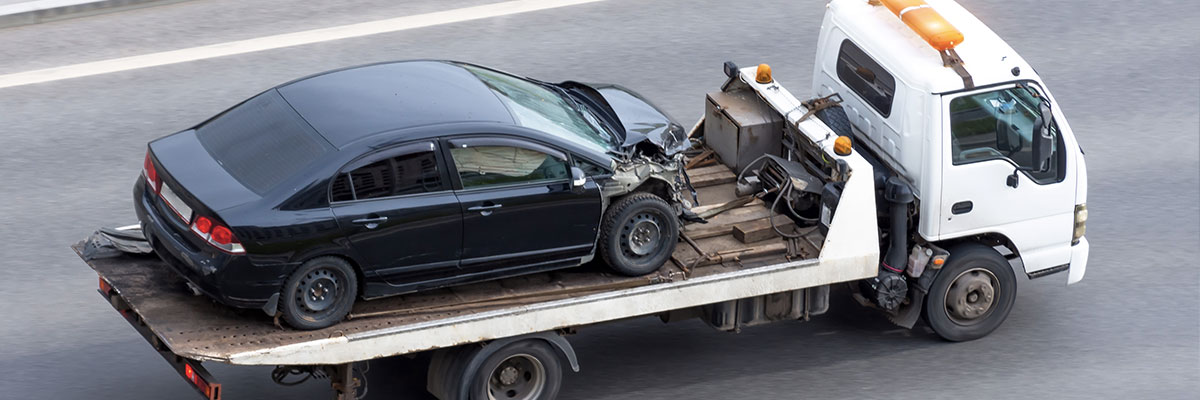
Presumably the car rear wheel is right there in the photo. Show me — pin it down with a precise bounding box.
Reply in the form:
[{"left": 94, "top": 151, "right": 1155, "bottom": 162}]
[
  {"left": 599, "top": 192, "right": 679, "bottom": 276},
  {"left": 280, "top": 256, "right": 357, "bottom": 330}
]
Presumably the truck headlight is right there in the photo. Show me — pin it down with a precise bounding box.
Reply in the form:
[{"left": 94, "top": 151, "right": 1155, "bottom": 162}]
[{"left": 1072, "top": 203, "right": 1087, "bottom": 244}]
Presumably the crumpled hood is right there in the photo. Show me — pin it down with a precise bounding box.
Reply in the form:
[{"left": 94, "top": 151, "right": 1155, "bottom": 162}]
[{"left": 588, "top": 84, "right": 690, "bottom": 156}]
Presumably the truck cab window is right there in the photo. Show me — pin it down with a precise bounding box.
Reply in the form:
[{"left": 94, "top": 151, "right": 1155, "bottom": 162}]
[
  {"left": 836, "top": 40, "right": 896, "bottom": 117},
  {"left": 949, "top": 87, "right": 1060, "bottom": 183},
  {"left": 331, "top": 149, "right": 441, "bottom": 202},
  {"left": 450, "top": 145, "right": 568, "bottom": 188}
]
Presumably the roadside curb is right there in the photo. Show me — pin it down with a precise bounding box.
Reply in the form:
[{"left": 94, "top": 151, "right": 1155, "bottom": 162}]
[{"left": 0, "top": 0, "right": 192, "bottom": 29}]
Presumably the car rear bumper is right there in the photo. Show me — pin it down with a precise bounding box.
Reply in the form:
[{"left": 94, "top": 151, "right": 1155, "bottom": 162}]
[{"left": 134, "top": 178, "right": 292, "bottom": 312}]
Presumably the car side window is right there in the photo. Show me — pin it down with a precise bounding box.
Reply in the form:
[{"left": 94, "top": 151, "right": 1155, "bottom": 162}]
[
  {"left": 949, "top": 87, "right": 1061, "bottom": 183},
  {"left": 331, "top": 144, "right": 441, "bottom": 202},
  {"left": 572, "top": 157, "right": 609, "bottom": 176},
  {"left": 450, "top": 144, "right": 568, "bottom": 188},
  {"left": 836, "top": 39, "right": 896, "bottom": 117}
]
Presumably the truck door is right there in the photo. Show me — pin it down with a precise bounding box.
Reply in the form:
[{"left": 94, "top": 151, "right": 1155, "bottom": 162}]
[{"left": 938, "top": 84, "right": 1076, "bottom": 273}]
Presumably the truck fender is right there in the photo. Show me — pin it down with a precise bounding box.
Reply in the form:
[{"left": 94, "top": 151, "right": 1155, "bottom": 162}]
[{"left": 431, "top": 332, "right": 579, "bottom": 400}]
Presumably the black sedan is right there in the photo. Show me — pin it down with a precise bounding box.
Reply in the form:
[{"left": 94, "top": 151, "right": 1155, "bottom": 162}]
[{"left": 135, "top": 60, "right": 692, "bottom": 329}]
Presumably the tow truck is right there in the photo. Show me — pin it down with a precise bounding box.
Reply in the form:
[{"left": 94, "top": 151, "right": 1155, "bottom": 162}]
[{"left": 77, "top": 0, "right": 1088, "bottom": 398}]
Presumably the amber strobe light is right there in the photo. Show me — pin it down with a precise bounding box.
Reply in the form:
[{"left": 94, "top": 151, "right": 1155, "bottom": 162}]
[
  {"left": 880, "top": 0, "right": 964, "bottom": 51},
  {"left": 755, "top": 64, "right": 773, "bottom": 83},
  {"left": 833, "top": 136, "right": 853, "bottom": 155}
]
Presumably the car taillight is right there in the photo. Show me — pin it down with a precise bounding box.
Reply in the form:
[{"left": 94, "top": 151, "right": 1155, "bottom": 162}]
[
  {"left": 189, "top": 215, "right": 244, "bottom": 254},
  {"left": 193, "top": 216, "right": 213, "bottom": 234},
  {"left": 210, "top": 226, "right": 233, "bottom": 245},
  {"left": 143, "top": 150, "right": 161, "bottom": 193}
]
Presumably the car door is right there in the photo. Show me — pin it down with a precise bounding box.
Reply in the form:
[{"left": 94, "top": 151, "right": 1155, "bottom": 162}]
[
  {"left": 445, "top": 136, "right": 602, "bottom": 273},
  {"left": 329, "top": 141, "right": 463, "bottom": 288},
  {"left": 938, "top": 84, "right": 1076, "bottom": 273}
]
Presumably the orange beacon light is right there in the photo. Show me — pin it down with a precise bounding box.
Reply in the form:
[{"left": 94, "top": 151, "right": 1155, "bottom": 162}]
[{"left": 880, "top": 0, "right": 964, "bottom": 51}]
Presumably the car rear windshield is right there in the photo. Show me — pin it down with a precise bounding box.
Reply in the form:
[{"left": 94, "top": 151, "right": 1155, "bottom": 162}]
[{"left": 196, "top": 90, "right": 332, "bottom": 195}]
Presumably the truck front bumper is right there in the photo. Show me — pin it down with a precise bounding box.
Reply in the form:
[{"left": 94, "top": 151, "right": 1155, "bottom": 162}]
[{"left": 1068, "top": 237, "right": 1089, "bottom": 285}]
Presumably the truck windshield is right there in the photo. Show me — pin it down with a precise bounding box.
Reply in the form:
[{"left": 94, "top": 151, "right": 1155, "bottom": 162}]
[{"left": 461, "top": 64, "right": 614, "bottom": 154}]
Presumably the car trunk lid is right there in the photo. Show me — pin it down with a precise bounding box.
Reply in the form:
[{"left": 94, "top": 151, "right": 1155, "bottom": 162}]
[{"left": 148, "top": 129, "right": 260, "bottom": 217}]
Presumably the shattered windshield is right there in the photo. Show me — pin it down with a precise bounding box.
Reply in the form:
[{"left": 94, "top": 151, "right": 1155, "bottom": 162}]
[{"left": 461, "top": 64, "right": 613, "bottom": 154}]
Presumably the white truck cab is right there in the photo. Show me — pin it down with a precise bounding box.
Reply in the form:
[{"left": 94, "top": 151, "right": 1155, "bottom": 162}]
[{"left": 812, "top": 0, "right": 1088, "bottom": 284}]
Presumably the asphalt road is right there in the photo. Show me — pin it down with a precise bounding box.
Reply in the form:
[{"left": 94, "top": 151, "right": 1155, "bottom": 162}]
[{"left": 0, "top": 0, "right": 1197, "bottom": 399}]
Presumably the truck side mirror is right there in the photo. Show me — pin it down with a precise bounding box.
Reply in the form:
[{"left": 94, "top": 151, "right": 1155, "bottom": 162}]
[
  {"left": 570, "top": 167, "right": 587, "bottom": 188},
  {"left": 1031, "top": 100, "right": 1055, "bottom": 172}
]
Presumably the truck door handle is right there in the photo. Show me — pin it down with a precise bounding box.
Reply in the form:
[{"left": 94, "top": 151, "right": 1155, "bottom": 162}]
[
  {"left": 951, "top": 201, "right": 973, "bottom": 215},
  {"left": 467, "top": 203, "right": 502, "bottom": 216},
  {"left": 352, "top": 216, "right": 388, "bottom": 229}
]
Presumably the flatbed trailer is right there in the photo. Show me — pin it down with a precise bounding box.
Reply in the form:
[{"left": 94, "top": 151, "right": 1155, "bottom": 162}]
[{"left": 78, "top": 65, "right": 881, "bottom": 400}]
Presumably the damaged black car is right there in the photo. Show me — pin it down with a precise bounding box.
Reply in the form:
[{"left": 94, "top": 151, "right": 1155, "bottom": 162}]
[{"left": 134, "top": 60, "right": 693, "bottom": 329}]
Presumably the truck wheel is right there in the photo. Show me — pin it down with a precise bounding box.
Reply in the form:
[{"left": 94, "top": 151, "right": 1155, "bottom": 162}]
[
  {"left": 279, "top": 256, "right": 357, "bottom": 330},
  {"left": 470, "top": 340, "right": 562, "bottom": 400},
  {"left": 815, "top": 105, "right": 852, "bottom": 137},
  {"left": 923, "top": 244, "right": 1017, "bottom": 342},
  {"left": 599, "top": 192, "right": 679, "bottom": 276}
]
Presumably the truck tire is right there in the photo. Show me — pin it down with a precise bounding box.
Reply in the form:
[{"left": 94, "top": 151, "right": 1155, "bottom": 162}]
[
  {"left": 469, "top": 340, "right": 562, "bottom": 400},
  {"left": 815, "top": 106, "right": 852, "bottom": 137},
  {"left": 279, "top": 256, "right": 357, "bottom": 330},
  {"left": 923, "top": 244, "right": 1017, "bottom": 342},
  {"left": 598, "top": 192, "right": 679, "bottom": 276}
]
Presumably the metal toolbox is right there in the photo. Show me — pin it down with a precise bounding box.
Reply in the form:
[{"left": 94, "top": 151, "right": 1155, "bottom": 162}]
[{"left": 705, "top": 90, "right": 784, "bottom": 173}]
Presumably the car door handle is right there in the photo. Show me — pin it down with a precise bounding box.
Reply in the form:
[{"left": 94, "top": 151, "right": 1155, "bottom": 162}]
[
  {"left": 467, "top": 203, "right": 502, "bottom": 216},
  {"left": 352, "top": 216, "right": 388, "bottom": 229},
  {"left": 951, "top": 201, "right": 973, "bottom": 215}
]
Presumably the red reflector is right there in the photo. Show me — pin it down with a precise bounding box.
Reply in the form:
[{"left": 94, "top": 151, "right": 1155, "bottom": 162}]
[
  {"left": 184, "top": 363, "right": 212, "bottom": 396},
  {"left": 194, "top": 216, "right": 213, "bottom": 234},
  {"left": 98, "top": 276, "right": 112, "bottom": 293},
  {"left": 210, "top": 226, "right": 233, "bottom": 245}
]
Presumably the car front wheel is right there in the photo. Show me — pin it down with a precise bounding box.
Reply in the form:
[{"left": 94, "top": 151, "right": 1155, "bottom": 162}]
[
  {"left": 279, "top": 256, "right": 358, "bottom": 330},
  {"left": 599, "top": 192, "right": 679, "bottom": 276}
]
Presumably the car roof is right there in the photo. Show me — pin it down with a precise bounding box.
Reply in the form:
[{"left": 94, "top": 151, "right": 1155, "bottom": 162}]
[{"left": 276, "top": 60, "right": 516, "bottom": 148}]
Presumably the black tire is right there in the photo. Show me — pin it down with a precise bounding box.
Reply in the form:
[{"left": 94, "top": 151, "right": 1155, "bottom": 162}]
[
  {"left": 279, "top": 256, "right": 358, "bottom": 330},
  {"left": 815, "top": 106, "right": 852, "bottom": 137},
  {"left": 598, "top": 192, "right": 679, "bottom": 276},
  {"left": 923, "top": 244, "right": 1017, "bottom": 342},
  {"left": 470, "top": 340, "right": 562, "bottom": 400}
]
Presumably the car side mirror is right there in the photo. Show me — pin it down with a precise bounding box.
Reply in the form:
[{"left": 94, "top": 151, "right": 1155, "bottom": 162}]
[
  {"left": 570, "top": 167, "right": 587, "bottom": 188},
  {"left": 1032, "top": 101, "right": 1054, "bottom": 172}
]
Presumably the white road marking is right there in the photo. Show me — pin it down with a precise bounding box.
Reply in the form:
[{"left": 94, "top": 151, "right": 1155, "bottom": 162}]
[{"left": 0, "top": 0, "right": 604, "bottom": 89}]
